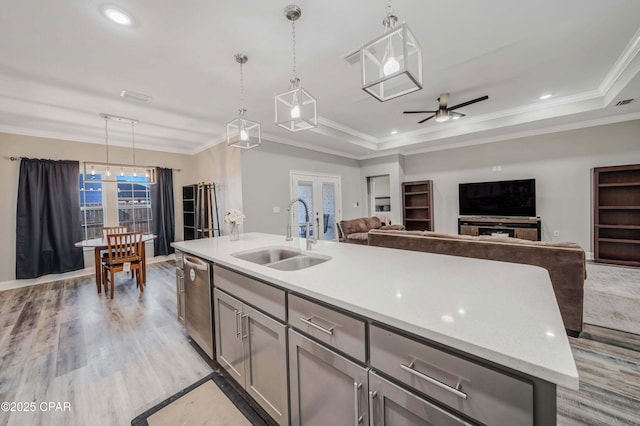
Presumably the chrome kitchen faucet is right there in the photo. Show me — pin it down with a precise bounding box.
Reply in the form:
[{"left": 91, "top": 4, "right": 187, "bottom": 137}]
[{"left": 286, "top": 198, "right": 315, "bottom": 250}]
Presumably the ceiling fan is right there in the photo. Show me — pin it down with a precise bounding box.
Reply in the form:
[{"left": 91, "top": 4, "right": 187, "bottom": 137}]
[{"left": 404, "top": 93, "right": 489, "bottom": 123}]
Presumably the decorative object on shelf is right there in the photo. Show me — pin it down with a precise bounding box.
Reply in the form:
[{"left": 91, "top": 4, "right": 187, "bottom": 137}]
[
  {"left": 224, "top": 208, "right": 246, "bottom": 241},
  {"left": 404, "top": 93, "right": 489, "bottom": 123},
  {"left": 227, "top": 54, "right": 261, "bottom": 149},
  {"left": 84, "top": 113, "right": 156, "bottom": 183},
  {"left": 274, "top": 5, "right": 317, "bottom": 132},
  {"left": 361, "top": 0, "right": 422, "bottom": 102}
]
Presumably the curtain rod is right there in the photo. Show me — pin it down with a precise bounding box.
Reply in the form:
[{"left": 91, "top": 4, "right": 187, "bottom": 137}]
[{"left": 7, "top": 156, "right": 181, "bottom": 171}]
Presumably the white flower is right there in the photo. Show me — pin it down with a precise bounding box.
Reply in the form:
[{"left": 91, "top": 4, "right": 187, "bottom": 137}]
[{"left": 224, "top": 208, "right": 245, "bottom": 225}]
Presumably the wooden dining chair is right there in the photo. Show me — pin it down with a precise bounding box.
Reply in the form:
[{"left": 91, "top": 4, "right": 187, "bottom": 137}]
[
  {"left": 99, "top": 226, "right": 130, "bottom": 259},
  {"left": 101, "top": 232, "right": 143, "bottom": 299},
  {"left": 101, "top": 226, "right": 129, "bottom": 238}
]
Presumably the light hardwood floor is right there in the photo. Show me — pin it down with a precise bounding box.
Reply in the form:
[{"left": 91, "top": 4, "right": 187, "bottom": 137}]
[
  {"left": 0, "top": 262, "right": 212, "bottom": 426},
  {"left": 1, "top": 261, "right": 639, "bottom": 426}
]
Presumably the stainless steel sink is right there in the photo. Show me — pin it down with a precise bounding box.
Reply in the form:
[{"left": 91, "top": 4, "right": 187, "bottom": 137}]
[
  {"left": 268, "top": 254, "right": 331, "bottom": 271},
  {"left": 231, "top": 246, "right": 301, "bottom": 265},
  {"left": 231, "top": 246, "right": 330, "bottom": 271}
]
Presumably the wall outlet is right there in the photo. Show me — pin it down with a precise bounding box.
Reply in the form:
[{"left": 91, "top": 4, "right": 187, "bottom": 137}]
[
  {"left": 272, "top": 206, "right": 280, "bottom": 213},
  {"left": 353, "top": 202, "right": 359, "bottom": 208},
  {"left": 553, "top": 230, "right": 560, "bottom": 237}
]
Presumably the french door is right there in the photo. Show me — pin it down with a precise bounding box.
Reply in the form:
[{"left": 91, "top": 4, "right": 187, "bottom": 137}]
[{"left": 290, "top": 172, "right": 342, "bottom": 241}]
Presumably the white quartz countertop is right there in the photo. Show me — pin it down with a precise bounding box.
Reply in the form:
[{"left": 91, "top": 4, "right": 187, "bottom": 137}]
[{"left": 172, "top": 233, "right": 579, "bottom": 389}]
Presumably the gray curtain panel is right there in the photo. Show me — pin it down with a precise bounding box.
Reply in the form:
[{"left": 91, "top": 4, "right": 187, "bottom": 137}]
[
  {"left": 15, "top": 158, "right": 84, "bottom": 279},
  {"left": 151, "top": 167, "right": 175, "bottom": 256}
]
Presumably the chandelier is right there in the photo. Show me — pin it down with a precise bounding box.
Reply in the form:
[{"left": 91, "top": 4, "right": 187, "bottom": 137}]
[
  {"left": 274, "top": 5, "right": 317, "bottom": 131},
  {"left": 361, "top": 1, "right": 423, "bottom": 101}
]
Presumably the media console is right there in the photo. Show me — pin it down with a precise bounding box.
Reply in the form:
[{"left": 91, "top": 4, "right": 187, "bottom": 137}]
[{"left": 458, "top": 217, "right": 541, "bottom": 241}]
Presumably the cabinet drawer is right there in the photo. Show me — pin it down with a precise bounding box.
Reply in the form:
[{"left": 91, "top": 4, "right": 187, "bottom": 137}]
[
  {"left": 369, "top": 371, "right": 472, "bottom": 426},
  {"left": 213, "top": 265, "right": 286, "bottom": 321},
  {"left": 289, "top": 294, "right": 366, "bottom": 362},
  {"left": 370, "top": 325, "right": 533, "bottom": 426}
]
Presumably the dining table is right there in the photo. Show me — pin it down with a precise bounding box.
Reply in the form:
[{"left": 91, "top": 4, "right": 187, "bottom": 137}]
[{"left": 74, "top": 234, "right": 156, "bottom": 292}]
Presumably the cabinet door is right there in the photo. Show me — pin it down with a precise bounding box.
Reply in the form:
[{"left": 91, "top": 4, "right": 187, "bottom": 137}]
[
  {"left": 458, "top": 225, "right": 478, "bottom": 237},
  {"left": 514, "top": 228, "right": 538, "bottom": 241},
  {"left": 243, "top": 306, "right": 289, "bottom": 426},
  {"left": 289, "top": 329, "right": 368, "bottom": 426},
  {"left": 176, "top": 268, "right": 185, "bottom": 325},
  {"left": 369, "top": 371, "right": 472, "bottom": 426},
  {"left": 213, "top": 289, "right": 244, "bottom": 384}
]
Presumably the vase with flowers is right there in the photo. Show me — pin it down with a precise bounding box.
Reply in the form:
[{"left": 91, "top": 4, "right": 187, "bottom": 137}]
[{"left": 224, "top": 209, "right": 245, "bottom": 241}]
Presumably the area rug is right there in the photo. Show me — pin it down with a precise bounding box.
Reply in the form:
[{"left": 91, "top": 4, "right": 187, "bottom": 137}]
[{"left": 131, "top": 370, "right": 268, "bottom": 426}]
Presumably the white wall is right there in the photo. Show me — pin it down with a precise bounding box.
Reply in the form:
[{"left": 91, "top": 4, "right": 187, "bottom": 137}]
[
  {"left": 3, "top": 119, "right": 640, "bottom": 282},
  {"left": 360, "top": 155, "right": 405, "bottom": 225},
  {"left": 0, "top": 132, "right": 196, "bottom": 282},
  {"left": 241, "top": 140, "right": 363, "bottom": 235},
  {"left": 191, "top": 142, "right": 243, "bottom": 235},
  {"left": 402, "top": 120, "right": 640, "bottom": 253}
]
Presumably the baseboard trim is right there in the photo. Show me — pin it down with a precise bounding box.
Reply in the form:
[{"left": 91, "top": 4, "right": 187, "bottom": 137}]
[{"left": 0, "top": 254, "right": 175, "bottom": 292}]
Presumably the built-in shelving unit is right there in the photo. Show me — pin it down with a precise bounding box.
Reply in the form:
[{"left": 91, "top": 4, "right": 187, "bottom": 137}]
[
  {"left": 183, "top": 185, "right": 196, "bottom": 240},
  {"left": 402, "top": 180, "right": 433, "bottom": 231},
  {"left": 593, "top": 164, "right": 640, "bottom": 267}
]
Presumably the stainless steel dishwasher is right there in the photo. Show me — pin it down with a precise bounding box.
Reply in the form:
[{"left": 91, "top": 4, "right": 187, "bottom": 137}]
[{"left": 183, "top": 254, "right": 214, "bottom": 359}]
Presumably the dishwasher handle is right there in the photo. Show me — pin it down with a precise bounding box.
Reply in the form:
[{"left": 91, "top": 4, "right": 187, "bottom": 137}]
[{"left": 184, "top": 256, "right": 209, "bottom": 271}]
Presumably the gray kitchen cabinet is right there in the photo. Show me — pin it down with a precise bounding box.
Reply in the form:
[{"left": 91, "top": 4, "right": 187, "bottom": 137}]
[
  {"left": 213, "top": 288, "right": 288, "bottom": 426},
  {"left": 288, "top": 329, "right": 368, "bottom": 426},
  {"left": 368, "top": 371, "right": 472, "bottom": 426},
  {"left": 369, "top": 325, "right": 533, "bottom": 426}
]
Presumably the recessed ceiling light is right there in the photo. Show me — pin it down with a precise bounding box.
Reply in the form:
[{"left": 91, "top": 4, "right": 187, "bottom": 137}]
[
  {"left": 538, "top": 93, "right": 553, "bottom": 100},
  {"left": 103, "top": 6, "right": 133, "bottom": 26},
  {"left": 390, "top": 130, "right": 398, "bottom": 135},
  {"left": 452, "top": 115, "right": 461, "bottom": 120}
]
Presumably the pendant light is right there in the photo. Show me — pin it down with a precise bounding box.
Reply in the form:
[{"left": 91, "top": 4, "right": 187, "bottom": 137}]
[
  {"left": 102, "top": 114, "right": 111, "bottom": 177},
  {"left": 274, "top": 5, "right": 317, "bottom": 131},
  {"left": 85, "top": 113, "right": 156, "bottom": 183},
  {"left": 130, "top": 121, "right": 137, "bottom": 177},
  {"left": 227, "top": 53, "right": 261, "bottom": 149},
  {"left": 361, "top": 1, "right": 422, "bottom": 102}
]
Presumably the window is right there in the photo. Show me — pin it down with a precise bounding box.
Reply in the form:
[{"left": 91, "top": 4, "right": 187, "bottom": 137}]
[
  {"left": 79, "top": 164, "right": 154, "bottom": 239},
  {"left": 117, "top": 175, "right": 152, "bottom": 233},
  {"left": 79, "top": 173, "right": 105, "bottom": 239}
]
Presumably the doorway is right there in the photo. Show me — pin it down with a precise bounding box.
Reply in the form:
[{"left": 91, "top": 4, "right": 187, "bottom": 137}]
[
  {"left": 290, "top": 172, "right": 342, "bottom": 241},
  {"left": 367, "top": 175, "right": 391, "bottom": 223}
]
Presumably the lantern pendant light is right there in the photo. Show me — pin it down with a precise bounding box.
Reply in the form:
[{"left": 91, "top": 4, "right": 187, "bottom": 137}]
[
  {"left": 361, "top": 1, "right": 423, "bottom": 102},
  {"left": 227, "top": 53, "right": 261, "bottom": 149},
  {"left": 274, "top": 5, "right": 317, "bottom": 132}
]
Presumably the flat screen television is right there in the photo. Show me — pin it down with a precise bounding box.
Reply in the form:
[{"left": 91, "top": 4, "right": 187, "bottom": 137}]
[{"left": 459, "top": 179, "right": 536, "bottom": 217}]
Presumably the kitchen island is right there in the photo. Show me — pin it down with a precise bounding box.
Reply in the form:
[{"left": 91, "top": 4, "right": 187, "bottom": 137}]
[{"left": 173, "top": 232, "right": 578, "bottom": 426}]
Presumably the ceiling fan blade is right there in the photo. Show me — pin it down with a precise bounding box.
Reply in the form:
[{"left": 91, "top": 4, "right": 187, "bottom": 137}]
[
  {"left": 403, "top": 110, "right": 437, "bottom": 114},
  {"left": 450, "top": 111, "right": 466, "bottom": 117},
  {"left": 448, "top": 95, "right": 489, "bottom": 111},
  {"left": 438, "top": 93, "right": 449, "bottom": 109},
  {"left": 418, "top": 115, "right": 436, "bottom": 124}
]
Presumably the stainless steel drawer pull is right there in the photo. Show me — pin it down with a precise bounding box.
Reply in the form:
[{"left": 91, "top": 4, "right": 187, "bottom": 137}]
[
  {"left": 353, "top": 382, "right": 363, "bottom": 425},
  {"left": 299, "top": 316, "right": 334, "bottom": 335},
  {"left": 235, "top": 310, "right": 241, "bottom": 338},
  {"left": 241, "top": 314, "right": 248, "bottom": 339},
  {"left": 368, "top": 390, "right": 377, "bottom": 426},
  {"left": 400, "top": 363, "right": 468, "bottom": 400}
]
